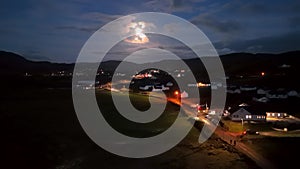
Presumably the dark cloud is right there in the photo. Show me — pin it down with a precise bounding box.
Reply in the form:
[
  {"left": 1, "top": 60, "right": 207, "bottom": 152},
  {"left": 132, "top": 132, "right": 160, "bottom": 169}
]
[
  {"left": 55, "top": 12, "right": 124, "bottom": 33},
  {"left": 143, "top": 0, "right": 205, "bottom": 13},
  {"left": 55, "top": 25, "right": 99, "bottom": 33},
  {"left": 191, "top": 15, "right": 242, "bottom": 34},
  {"left": 80, "top": 12, "right": 122, "bottom": 23},
  {"left": 221, "top": 1, "right": 268, "bottom": 16},
  {"left": 23, "top": 50, "right": 52, "bottom": 62},
  {"left": 214, "top": 31, "right": 300, "bottom": 54},
  {"left": 53, "top": 12, "right": 126, "bottom": 34},
  {"left": 220, "top": 0, "right": 300, "bottom": 18}
]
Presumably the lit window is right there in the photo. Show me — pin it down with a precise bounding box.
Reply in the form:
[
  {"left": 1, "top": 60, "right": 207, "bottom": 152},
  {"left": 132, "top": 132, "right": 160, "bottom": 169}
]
[
  {"left": 272, "top": 113, "right": 275, "bottom": 117},
  {"left": 249, "top": 115, "right": 252, "bottom": 119},
  {"left": 278, "top": 113, "right": 280, "bottom": 117},
  {"left": 246, "top": 115, "right": 249, "bottom": 119},
  {"left": 267, "top": 113, "right": 270, "bottom": 116}
]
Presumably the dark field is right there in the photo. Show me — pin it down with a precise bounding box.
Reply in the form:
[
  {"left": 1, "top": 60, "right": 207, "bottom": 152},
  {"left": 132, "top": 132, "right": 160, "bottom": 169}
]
[
  {"left": 243, "top": 137, "right": 300, "bottom": 169},
  {"left": 1, "top": 88, "right": 259, "bottom": 169}
]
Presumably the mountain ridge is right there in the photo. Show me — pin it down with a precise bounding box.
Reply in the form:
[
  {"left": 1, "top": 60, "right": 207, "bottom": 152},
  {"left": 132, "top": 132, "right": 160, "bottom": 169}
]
[{"left": 0, "top": 50, "right": 299, "bottom": 76}]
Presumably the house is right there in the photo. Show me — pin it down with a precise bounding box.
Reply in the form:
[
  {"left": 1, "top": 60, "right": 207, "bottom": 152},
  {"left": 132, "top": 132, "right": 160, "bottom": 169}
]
[
  {"left": 181, "top": 91, "right": 189, "bottom": 98},
  {"left": 227, "top": 88, "right": 241, "bottom": 94},
  {"left": 166, "top": 82, "right": 174, "bottom": 87},
  {"left": 240, "top": 86, "right": 257, "bottom": 91},
  {"left": 152, "top": 85, "right": 170, "bottom": 91},
  {"left": 139, "top": 85, "right": 153, "bottom": 91},
  {"left": 266, "top": 112, "right": 288, "bottom": 119},
  {"left": 287, "top": 90, "right": 298, "bottom": 97},
  {"left": 279, "top": 64, "right": 291, "bottom": 68},
  {"left": 257, "top": 88, "right": 267, "bottom": 95},
  {"left": 139, "top": 84, "right": 169, "bottom": 92},
  {"left": 266, "top": 89, "right": 288, "bottom": 99},
  {"left": 253, "top": 97, "right": 269, "bottom": 103},
  {"left": 229, "top": 103, "right": 266, "bottom": 122}
]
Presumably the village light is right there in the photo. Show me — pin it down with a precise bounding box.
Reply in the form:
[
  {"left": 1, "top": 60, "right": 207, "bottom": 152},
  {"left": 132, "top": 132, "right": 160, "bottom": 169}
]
[
  {"left": 261, "top": 72, "right": 265, "bottom": 76},
  {"left": 174, "top": 90, "right": 180, "bottom": 100}
]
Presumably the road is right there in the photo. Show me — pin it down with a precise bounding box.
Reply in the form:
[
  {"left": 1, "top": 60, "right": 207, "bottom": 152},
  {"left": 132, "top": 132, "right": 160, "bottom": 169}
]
[
  {"left": 259, "top": 130, "right": 300, "bottom": 137},
  {"left": 165, "top": 97, "right": 277, "bottom": 169}
]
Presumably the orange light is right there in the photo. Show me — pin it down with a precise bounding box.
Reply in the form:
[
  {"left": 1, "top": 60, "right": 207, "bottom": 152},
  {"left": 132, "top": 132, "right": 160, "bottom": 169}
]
[{"left": 174, "top": 91, "right": 179, "bottom": 95}]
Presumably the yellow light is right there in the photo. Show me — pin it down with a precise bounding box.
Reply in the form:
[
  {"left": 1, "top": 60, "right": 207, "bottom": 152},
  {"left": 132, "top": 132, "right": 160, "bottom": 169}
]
[{"left": 174, "top": 91, "right": 179, "bottom": 95}]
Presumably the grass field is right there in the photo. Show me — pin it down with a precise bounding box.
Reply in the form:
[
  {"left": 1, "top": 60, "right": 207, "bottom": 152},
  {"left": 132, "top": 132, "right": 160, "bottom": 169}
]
[
  {"left": 96, "top": 90, "right": 181, "bottom": 138},
  {"left": 1, "top": 88, "right": 260, "bottom": 169},
  {"left": 222, "top": 120, "right": 244, "bottom": 132},
  {"left": 222, "top": 119, "right": 274, "bottom": 133}
]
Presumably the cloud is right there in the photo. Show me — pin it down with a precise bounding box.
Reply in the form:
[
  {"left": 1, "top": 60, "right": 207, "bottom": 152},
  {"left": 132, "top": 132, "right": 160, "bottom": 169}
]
[
  {"left": 217, "top": 48, "right": 235, "bottom": 55},
  {"left": 55, "top": 25, "right": 99, "bottom": 33},
  {"left": 191, "top": 14, "right": 242, "bottom": 34},
  {"left": 220, "top": 1, "right": 267, "bottom": 16},
  {"left": 80, "top": 12, "right": 123, "bottom": 23},
  {"left": 22, "top": 50, "right": 52, "bottom": 62},
  {"left": 143, "top": 0, "right": 205, "bottom": 13},
  {"left": 214, "top": 31, "right": 300, "bottom": 54},
  {"left": 221, "top": 0, "right": 300, "bottom": 17}
]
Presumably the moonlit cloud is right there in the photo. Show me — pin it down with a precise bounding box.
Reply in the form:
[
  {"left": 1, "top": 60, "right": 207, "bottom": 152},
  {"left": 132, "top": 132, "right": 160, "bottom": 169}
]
[
  {"left": 123, "top": 21, "right": 157, "bottom": 44},
  {"left": 0, "top": 0, "right": 299, "bottom": 62}
]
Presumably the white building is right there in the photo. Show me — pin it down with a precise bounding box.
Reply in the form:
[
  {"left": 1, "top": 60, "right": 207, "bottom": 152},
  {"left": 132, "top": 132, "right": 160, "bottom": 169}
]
[
  {"left": 229, "top": 104, "right": 266, "bottom": 122},
  {"left": 227, "top": 88, "right": 241, "bottom": 94},
  {"left": 257, "top": 88, "right": 267, "bottom": 95},
  {"left": 181, "top": 91, "right": 189, "bottom": 98},
  {"left": 266, "top": 112, "right": 287, "bottom": 119},
  {"left": 253, "top": 97, "right": 269, "bottom": 103},
  {"left": 266, "top": 91, "right": 288, "bottom": 99},
  {"left": 287, "top": 90, "right": 298, "bottom": 97},
  {"left": 240, "top": 86, "right": 257, "bottom": 91}
]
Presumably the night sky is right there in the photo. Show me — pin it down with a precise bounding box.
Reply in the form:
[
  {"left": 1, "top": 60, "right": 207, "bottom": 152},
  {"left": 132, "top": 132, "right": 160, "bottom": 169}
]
[{"left": 0, "top": 0, "right": 299, "bottom": 63}]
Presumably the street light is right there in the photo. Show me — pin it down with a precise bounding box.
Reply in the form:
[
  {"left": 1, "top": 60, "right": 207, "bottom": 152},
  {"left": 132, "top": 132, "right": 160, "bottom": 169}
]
[
  {"left": 241, "top": 118, "right": 244, "bottom": 130},
  {"left": 174, "top": 90, "right": 180, "bottom": 102}
]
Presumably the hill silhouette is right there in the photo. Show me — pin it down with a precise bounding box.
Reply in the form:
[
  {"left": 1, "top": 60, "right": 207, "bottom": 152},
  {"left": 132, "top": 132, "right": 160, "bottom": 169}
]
[{"left": 1, "top": 50, "right": 299, "bottom": 88}]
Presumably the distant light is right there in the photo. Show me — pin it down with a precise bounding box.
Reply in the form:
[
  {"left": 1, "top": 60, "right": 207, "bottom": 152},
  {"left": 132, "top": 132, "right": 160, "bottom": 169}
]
[
  {"left": 174, "top": 91, "right": 179, "bottom": 95},
  {"left": 197, "top": 82, "right": 210, "bottom": 87},
  {"left": 261, "top": 72, "right": 265, "bottom": 76}
]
